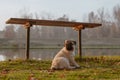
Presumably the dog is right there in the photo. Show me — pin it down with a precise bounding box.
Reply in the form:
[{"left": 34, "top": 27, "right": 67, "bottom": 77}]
[{"left": 51, "top": 40, "right": 80, "bottom": 70}]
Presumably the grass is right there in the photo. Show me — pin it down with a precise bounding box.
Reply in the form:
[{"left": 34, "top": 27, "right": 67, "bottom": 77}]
[{"left": 0, "top": 56, "right": 120, "bottom": 80}]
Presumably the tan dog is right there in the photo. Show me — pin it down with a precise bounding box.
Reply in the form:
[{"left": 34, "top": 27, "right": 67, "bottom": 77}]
[{"left": 51, "top": 40, "right": 80, "bottom": 70}]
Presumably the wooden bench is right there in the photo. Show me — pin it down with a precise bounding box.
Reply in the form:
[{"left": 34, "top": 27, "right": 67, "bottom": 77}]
[{"left": 6, "top": 18, "right": 101, "bottom": 60}]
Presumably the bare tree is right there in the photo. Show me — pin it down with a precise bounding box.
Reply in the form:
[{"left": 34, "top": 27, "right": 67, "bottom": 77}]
[
  {"left": 96, "top": 8, "right": 112, "bottom": 37},
  {"left": 19, "top": 8, "right": 33, "bottom": 19},
  {"left": 113, "top": 5, "right": 120, "bottom": 37},
  {"left": 113, "top": 5, "right": 120, "bottom": 24},
  {"left": 4, "top": 25, "right": 16, "bottom": 39}
]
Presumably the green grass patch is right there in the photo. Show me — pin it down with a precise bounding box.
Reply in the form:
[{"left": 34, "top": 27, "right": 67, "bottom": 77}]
[{"left": 0, "top": 56, "right": 120, "bottom": 80}]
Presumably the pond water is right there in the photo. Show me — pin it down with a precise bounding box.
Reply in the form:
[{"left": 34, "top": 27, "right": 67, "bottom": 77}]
[{"left": 0, "top": 48, "right": 120, "bottom": 61}]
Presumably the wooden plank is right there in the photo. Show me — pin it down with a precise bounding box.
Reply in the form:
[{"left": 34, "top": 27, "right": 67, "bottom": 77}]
[{"left": 6, "top": 18, "right": 102, "bottom": 28}]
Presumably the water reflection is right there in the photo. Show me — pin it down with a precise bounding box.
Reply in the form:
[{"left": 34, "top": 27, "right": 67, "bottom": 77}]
[
  {"left": 0, "top": 49, "right": 59, "bottom": 61},
  {"left": 0, "top": 48, "right": 120, "bottom": 61},
  {"left": 0, "top": 55, "right": 5, "bottom": 61}
]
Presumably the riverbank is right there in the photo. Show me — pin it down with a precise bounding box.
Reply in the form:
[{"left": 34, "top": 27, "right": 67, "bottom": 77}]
[
  {"left": 0, "top": 56, "right": 120, "bottom": 80},
  {"left": 1, "top": 45, "right": 120, "bottom": 49}
]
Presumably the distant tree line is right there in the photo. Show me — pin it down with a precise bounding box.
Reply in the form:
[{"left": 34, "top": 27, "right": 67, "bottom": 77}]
[
  {"left": 2, "top": 5, "right": 120, "bottom": 44},
  {"left": 83, "top": 5, "right": 120, "bottom": 39}
]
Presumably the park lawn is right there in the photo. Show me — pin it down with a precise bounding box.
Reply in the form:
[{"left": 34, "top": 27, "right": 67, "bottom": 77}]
[{"left": 0, "top": 56, "right": 120, "bottom": 80}]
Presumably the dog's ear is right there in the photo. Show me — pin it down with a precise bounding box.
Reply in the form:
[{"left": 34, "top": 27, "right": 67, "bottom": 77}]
[{"left": 72, "top": 41, "right": 76, "bottom": 45}]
